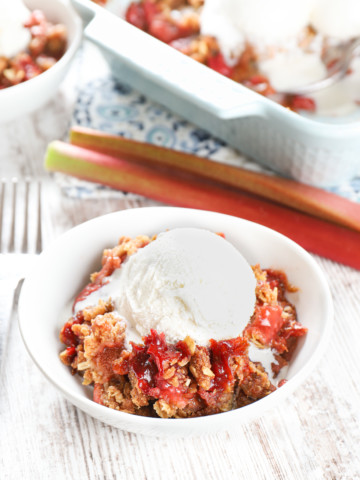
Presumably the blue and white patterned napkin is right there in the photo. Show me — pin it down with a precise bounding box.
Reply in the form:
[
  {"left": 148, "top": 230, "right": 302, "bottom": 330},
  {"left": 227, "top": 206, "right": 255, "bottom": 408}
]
[{"left": 60, "top": 44, "right": 360, "bottom": 203}]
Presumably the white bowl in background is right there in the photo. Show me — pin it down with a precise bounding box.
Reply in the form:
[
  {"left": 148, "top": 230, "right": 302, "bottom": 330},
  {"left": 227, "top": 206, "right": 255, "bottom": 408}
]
[
  {"left": 18, "top": 207, "right": 333, "bottom": 436},
  {"left": 0, "top": 0, "right": 82, "bottom": 123}
]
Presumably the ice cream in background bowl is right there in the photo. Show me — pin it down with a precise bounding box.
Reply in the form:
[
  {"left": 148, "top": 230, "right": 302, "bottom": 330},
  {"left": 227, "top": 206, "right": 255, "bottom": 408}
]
[
  {"left": 0, "top": 0, "right": 82, "bottom": 123},
  {"left": 112, "top": 0, "right": 360, "bottom": 117},
  {"left": 311, "top": 0, "right": 360, "bottom": 40},
  {"left": 200, "top": 0, "right": 360, "bottom": 116},
  {"left": 0, "top": 0, "right": 31, "bottom": 58},
  {"left": 200, "top": 0, "right": 316, "bottom": 59},
  {"left": 201, "top": 0, "right": 360, "bottom": 57}
]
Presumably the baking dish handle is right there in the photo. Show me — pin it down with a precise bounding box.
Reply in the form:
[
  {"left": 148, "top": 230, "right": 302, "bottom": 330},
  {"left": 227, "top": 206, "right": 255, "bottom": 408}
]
[{"left": 71, "top": 0, "right": 265, "bottom": 120}]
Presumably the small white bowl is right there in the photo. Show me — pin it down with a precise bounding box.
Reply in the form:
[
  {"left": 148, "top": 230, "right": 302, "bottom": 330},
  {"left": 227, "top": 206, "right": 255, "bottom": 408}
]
[
  {"left": 0, "top": 0, "right": 82, "bottom": 123},
  {"left": 19, "top": 207, "right": 333, "bottom": 436}
]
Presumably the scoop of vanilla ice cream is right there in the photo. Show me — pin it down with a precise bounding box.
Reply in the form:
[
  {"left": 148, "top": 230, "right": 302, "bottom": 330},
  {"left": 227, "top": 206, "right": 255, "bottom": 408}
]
[
  {"left": 260, "top": 51, "right": 327, "bottom": 91},
  {"left": 201, "top": 0, "right": 316, "bottom": 60},
  {"left": 114, "top": 228, "right": 256, "bottom": 345},
  {"left": 201, "top": 0, "right": 360, "bottom": 57},
  {"left": 311, "top": 0, "right": 360, "bottom": 40},
  {"left": 0, "top": 0, "right": 31, "bottom": 58},
  {"left": 200, "top": 0, "right": 360, "bottom": 94}
]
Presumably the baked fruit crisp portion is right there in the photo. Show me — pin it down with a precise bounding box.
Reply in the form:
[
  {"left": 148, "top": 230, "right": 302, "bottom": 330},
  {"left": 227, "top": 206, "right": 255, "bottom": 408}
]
[
  {"left": 0, "top": 10, "right": 67, "bottom": 90},
  {"left": 122, "top": 0, "right": 316, "bottom": 112},
  {"left": 92, "top": 1, "right": 360, "bottom": 115},
  {"left": 59, "top": 233, "right": 307, "bottom": 418}
]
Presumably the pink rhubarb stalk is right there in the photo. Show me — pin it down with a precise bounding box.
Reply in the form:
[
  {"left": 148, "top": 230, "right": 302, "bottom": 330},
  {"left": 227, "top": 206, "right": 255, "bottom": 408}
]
[
  {"left": 70, "top": 126, "right": 360, "bottom": 232},
  {"left": 45, "top": 140, "right": 360, "bottom": 270}
]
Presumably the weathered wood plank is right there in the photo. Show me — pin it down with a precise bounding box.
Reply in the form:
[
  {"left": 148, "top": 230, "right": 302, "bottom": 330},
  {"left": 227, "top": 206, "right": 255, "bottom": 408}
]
[{"left": 1, "top": 47, "right": 360, "bottom": 480}]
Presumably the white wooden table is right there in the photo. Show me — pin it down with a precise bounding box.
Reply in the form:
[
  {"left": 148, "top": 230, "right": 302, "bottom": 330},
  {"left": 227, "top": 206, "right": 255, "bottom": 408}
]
[{"left": 1, "top": 48, "right": 360, "bottom": 480}]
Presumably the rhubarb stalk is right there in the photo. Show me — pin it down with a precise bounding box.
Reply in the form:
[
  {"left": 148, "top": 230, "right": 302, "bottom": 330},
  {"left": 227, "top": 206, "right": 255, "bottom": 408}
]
[
  {"left": 45, "top": 140, "right": 360, "bottom": 270},
  {"left": 70, "top": 126, "right": 360, "bottom": 232}
]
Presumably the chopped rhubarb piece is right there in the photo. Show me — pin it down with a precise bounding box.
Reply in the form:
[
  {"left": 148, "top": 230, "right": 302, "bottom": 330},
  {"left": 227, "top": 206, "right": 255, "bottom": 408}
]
[
  {"left": 60, "top": 346, "right": 77, "bottom": 365},
  {"left": 248, "top": 75, "right": 270, "bottom": 86},
  {"left": 148, "top": 18, "right": 191, "bottom": 43},
  {"left": 11, "top": 54, "right": 42, "bottom": 80},
  {"left": 73, "top": 255, "right": 121, "bottom": 309},
  {"left": 125, "top": 2, "right": 147, "bottom": 30},
  {"left": 265, "top": 268, "right": 296, "bottom": 299},
  {"left": 169, "top": 36, "right": 193, "bottom": 54},
  {"left": 66, "top": 346, "right": 76, "bottom": 357},
  {"left": 74, "top": 283, "right": 102, "bottom": 306},
  {"left": 24, "top": 9, "right": 46, "bottom": 28},
  {"left": 96, "top": 255, "right": 122, "bottom": 282},
  {"left": 143, "top": 0, "right": 161, "bottom": 25},
  {"left": 59, "top": 311, "right": 84, "bottom": 347},
  {"left": 281, "top": 322, "right": 308, "bottom": 340},
  {"left": 130, "top": 343, "right": 158, "bottom": 393},
  {"left": 199, "top": 337, "right": 249, "bottom": 406},
  {"left": 291, "top": 96, "right": 316, "bottom": 112},
  {"left": 245, "top": 305, "right": 285, "bottom": 347},
  {"left": 93, "top": 383, "right": 104, "bottom": 405},
  {"left": 270, "top": 320, "right": 308, "bottom": 355},
  {"left": 127, "top": 330, "right": 193, "bottom": 408},
  {"left": 245, "top": 75, "right": 276, "bottom": 96},
  {"left": 208, "top": 53, "right": 234, "bottom": 77},
  {"left": 209, "top": 337, "right": 249, "bottom": 390}
]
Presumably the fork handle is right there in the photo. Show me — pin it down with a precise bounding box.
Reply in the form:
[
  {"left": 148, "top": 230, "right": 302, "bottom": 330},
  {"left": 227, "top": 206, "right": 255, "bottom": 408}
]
[{"left": 0, "top": 277, "right": 23, "bottom": 374}]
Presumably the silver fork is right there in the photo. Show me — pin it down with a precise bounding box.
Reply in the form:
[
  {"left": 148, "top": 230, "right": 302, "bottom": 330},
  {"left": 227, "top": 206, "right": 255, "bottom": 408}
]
[{"left": 0, "top": 178, "right": 43, "bottom": 367}]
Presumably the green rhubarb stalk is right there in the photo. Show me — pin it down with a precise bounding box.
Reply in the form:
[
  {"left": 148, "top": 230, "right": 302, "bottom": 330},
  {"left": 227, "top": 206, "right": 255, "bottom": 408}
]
[
  {"left": 45, "top": 140, "right": 360, "bottom": 270},
  {"left": 70, "top": 126, "right": 360, "bottom": 233}
]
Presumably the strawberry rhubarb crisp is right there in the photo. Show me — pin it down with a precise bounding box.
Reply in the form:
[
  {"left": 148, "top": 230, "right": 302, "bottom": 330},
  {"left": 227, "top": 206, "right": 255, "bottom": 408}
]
[
  {"left": 94, "top": 0, "right": 360, "bottom": 115},
  {"left": 0, "top": 9, "right": 67, "bottom": 90},
  {"left": 59, "top": 229, "right": 307, "bottom": 418}
]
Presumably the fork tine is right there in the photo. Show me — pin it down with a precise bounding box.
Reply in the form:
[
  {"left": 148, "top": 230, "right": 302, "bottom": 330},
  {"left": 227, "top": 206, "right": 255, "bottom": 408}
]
[
  {"left": 1, "top": 178, "right": 42, "bottom": 254},
  {"left": 21, "top": 179, "right": 30, "bottom": 254},
  {"left": 35, "top": 181, "right": 42, "bottom": 254},
  {"left": 8, "top": 178, "right": 17, "bottom": 253},
  {"left": 0, "top": 179, "right": 5, "bottom": 252}
]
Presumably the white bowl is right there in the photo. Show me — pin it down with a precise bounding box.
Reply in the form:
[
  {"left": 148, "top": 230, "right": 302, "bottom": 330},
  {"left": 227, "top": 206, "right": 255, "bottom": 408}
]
[
  {"left": 19, "top": 207, "right": 333, "bottom": 436},
  {"left": 0, "top": 0, "right": 82, "bottom": 123}
]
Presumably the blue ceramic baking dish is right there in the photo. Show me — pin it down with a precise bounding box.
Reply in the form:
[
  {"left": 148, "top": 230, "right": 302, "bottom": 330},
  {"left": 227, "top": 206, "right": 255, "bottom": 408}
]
[{"left": 72, "top": 0, "right": 360, "bottom": 187}]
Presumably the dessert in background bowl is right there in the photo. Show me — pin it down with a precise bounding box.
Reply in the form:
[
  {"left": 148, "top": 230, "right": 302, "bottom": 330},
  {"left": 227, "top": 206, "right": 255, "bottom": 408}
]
[
  {"left": 71, "top": 0, "right": 360, "bottom": 186},
  {"left": 0, "top": 1, "right": 67, "bottom": 89},
  {"left": 18, "top": 208, "right": 333, "bottom": 435},
  {"left": 0, "top": 0, "right": 82, "bottom": 123},
  {"left": 103, "top": 0, "right": 360, "bottom": 116}
]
